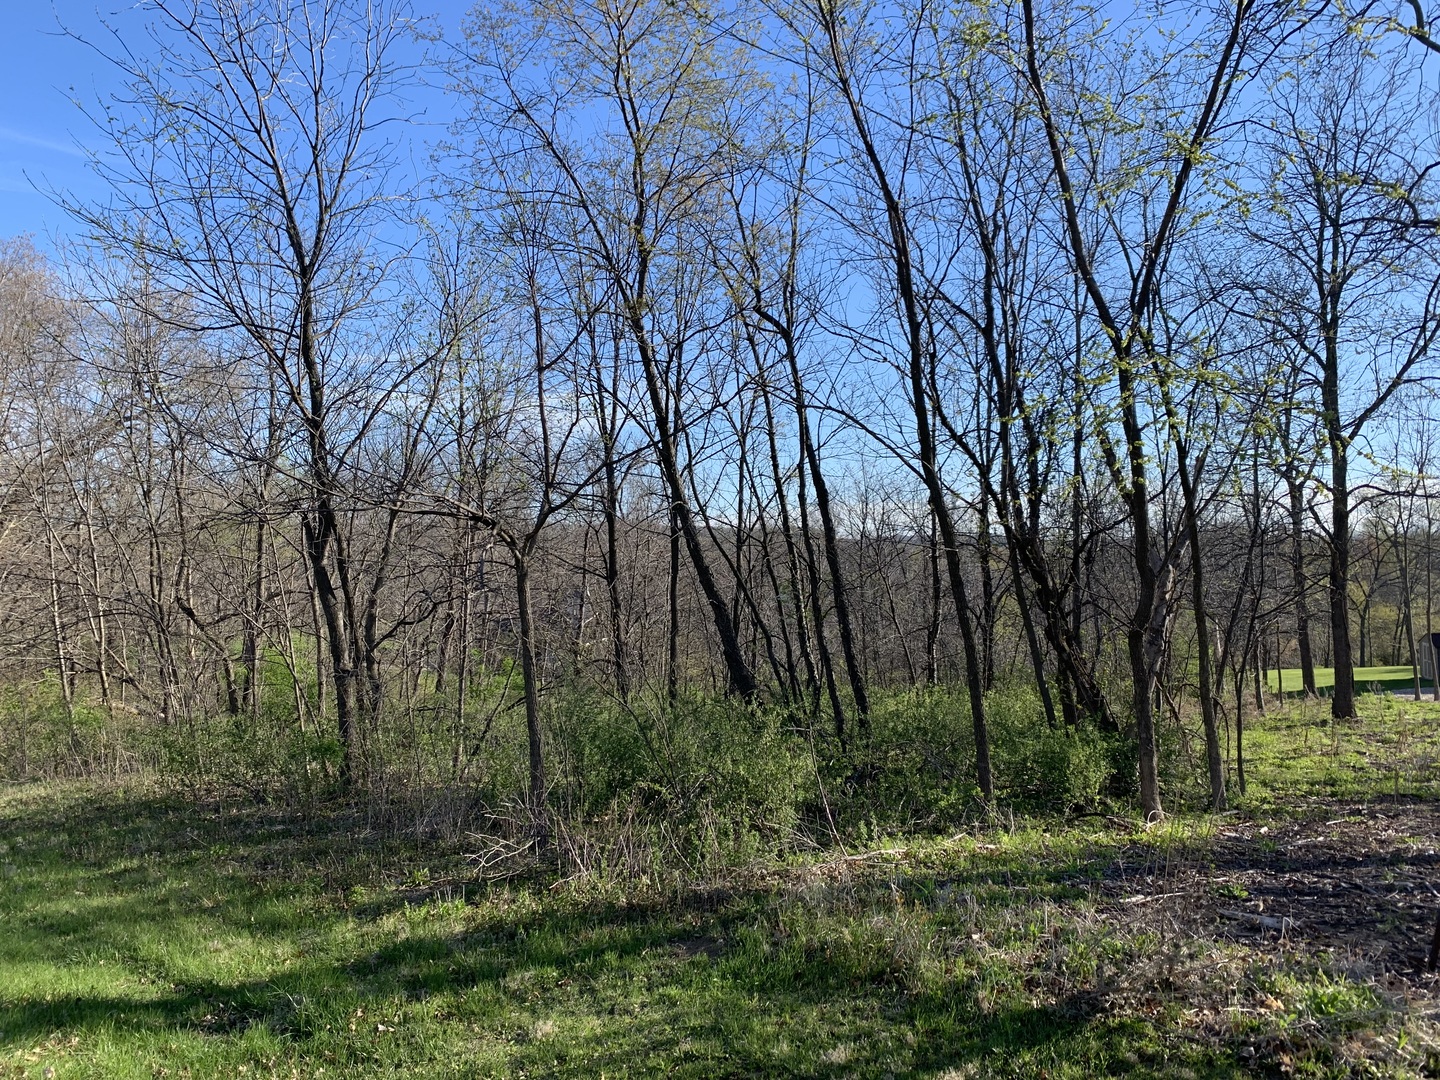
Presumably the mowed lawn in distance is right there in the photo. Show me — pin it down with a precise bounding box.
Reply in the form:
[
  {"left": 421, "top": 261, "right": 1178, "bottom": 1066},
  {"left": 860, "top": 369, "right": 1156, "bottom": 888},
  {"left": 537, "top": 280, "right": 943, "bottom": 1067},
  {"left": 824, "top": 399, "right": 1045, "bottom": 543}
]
[{"left": 1266, "top": 664, "right": 1432, "bottom": 695}]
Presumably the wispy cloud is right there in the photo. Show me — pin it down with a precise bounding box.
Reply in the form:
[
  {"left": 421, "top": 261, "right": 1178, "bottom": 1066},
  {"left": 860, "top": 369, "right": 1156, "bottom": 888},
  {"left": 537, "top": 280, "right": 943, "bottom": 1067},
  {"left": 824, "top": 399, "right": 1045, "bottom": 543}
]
[
  {"left": 0, "top": 176, "right": 44, "bottom": 195},
  {"left": 0, "top": 127, "right": 84, "bottom": 158}
]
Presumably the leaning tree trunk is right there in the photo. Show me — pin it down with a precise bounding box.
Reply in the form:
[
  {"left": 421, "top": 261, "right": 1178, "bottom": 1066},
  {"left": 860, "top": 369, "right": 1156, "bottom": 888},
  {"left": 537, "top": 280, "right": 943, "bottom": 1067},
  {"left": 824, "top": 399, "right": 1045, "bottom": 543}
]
[{"left": 512, "top": 549, "right": 546, "bottom": 823}]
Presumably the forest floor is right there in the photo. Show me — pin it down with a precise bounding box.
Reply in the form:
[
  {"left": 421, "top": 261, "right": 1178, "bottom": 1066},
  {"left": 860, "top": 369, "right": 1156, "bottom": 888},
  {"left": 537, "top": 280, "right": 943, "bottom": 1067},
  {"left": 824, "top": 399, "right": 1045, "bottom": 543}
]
[{"left": 4, "top": 700, "right": 1440, "bottom": 1078}]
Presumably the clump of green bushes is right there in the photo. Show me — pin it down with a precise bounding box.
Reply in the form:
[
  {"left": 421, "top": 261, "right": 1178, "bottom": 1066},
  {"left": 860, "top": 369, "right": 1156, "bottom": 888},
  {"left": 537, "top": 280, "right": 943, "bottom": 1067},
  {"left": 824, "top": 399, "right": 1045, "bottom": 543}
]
[
  {"left": 835, "top": 685, "right": 1118, "bottom": 830},
  {"left": 0, "top": 675, "right": 140, "bottom": 779},
  {"left": 1, "top": 663, "right": 1131, "bottom": 875},
  {"left": 546, "top": 691, "right": 816, "bottom": 873},
  {"left": 532, "top": 683, "right": 1121, "bottom": 874}
]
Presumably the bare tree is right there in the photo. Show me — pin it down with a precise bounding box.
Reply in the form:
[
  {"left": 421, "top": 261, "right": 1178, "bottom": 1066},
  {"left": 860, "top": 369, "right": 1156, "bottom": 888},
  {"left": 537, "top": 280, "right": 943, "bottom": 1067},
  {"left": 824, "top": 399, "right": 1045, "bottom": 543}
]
[
  {"left": 788, "top": 0, "right": 995, "bottom": 801},
  {"left": 1016, "top": 0, "right": 1282, "bottom": 817},
  {"left": 455, "top": 0, "right": 766, "bottom": 703},
  {"left": 68, "top": 0, "right": 432, "bottom": 782},
  {"left": 1240, "top": 34, "right": 1440, "bottom": 718}
]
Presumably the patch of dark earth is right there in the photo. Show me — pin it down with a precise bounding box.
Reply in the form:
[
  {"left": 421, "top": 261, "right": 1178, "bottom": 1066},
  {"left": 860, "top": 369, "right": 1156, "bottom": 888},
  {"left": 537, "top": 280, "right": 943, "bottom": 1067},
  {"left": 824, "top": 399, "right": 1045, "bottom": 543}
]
[{"left": 1087, "top": 795, "right": 1440, "bottom": 984}]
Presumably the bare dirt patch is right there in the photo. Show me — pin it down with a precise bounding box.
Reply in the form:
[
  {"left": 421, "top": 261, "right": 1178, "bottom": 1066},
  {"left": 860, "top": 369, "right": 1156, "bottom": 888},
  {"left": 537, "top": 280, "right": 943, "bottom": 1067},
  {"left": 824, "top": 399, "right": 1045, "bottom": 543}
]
[{"left": 1093, "top": 796, "right": 1440, "bottom": 979}]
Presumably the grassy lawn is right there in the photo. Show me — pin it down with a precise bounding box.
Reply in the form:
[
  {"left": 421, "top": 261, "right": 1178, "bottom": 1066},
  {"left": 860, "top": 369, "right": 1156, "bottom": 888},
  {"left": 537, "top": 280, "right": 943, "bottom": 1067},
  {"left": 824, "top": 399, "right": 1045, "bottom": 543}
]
[
  {"left": 1239, "top": 691, "right": 1440, "bottom": 807},
  {"left": 1266, "top": 664, "right": 1432, "bottom": 696},
  {"left": 3, "top": 700, "right": 1439, "bottom": 1078},
  {"left": 0, "top": 789, "right": 1219, "bottom": 1079}
]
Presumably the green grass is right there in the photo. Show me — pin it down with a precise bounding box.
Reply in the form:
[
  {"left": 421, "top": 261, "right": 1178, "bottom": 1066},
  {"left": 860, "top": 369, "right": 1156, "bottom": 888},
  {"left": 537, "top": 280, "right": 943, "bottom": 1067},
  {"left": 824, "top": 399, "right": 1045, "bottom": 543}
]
[
  {"left": 1239, "top": 692, "right": 1440, "bottom": 808},
  {"left": 3, "top": 701, "right": 1438, "bottom": 1077},
  {"left": 0, "top": 787, "right": 1227, "bottom": 1079},
  {"left": 1266, "top": 664, "right": 1431, "bottom": 696}
]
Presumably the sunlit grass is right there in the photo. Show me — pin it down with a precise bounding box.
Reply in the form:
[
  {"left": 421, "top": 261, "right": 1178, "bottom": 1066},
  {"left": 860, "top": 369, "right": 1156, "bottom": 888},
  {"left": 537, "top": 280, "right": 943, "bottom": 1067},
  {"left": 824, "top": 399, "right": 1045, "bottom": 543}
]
[
  {"left": 1238, "top": 694, "right": 1440, "bottom": 808},
  {"left": 0, "top": 785, "right": 1217, "bottom": 1078},
  {"left": 1265, "top": 663, "right": 1429, "bottom": 695}
]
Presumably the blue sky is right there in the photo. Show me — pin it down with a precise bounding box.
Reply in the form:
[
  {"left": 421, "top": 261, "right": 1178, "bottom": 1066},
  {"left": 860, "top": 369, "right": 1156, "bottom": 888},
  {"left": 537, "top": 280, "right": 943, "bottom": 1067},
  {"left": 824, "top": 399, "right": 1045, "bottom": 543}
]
[
  {"left": 0, "top": 1, "right": 122, "bottom": 244},
  {"left": 0, "top": 1, "right": 473, "bottom": 250}
]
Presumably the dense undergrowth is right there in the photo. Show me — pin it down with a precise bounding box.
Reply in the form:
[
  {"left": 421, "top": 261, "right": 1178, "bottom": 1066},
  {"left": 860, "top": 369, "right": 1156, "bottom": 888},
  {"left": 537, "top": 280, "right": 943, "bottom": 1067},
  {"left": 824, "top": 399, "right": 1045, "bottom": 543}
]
[{"left": 0, "top": 675, "right": 1123, "bottom": 871}]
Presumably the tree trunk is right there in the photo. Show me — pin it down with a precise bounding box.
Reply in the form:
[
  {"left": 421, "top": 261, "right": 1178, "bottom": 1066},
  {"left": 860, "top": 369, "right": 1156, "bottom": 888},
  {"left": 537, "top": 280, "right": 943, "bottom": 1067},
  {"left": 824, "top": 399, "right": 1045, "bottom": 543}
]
[
  {"left": 513, "top": 551, "right": 546, "bottom": 821},
  {"left": 1187, "top": 532, "right": 1226, "bottom": 811},
  {"left": 667, "top": 504, "right": 680, "bottom": 706},
  {"left": 303, "top": 508, "right": 357, "bottom": 784},
  {"left": 814, "top": 2, "right": 990, "bottom": 799},
  {"left": 1329, "top": 453, "right": 1355, "bottom": 719},
  {"left": 1400, "top": 524, "right": 1423, "bottom": 700},
  {"left": 626, "top": 302, "right": 758, "bottom": 700},
  {"left": 1008, "top": 536, "right": 1059, "bottom": 729},
  {"left": 602, "top": 443, "right": 630, "bottom": 703},
  {"left": 1287, "top": 478, "right": 1318, "bottom": 696}
]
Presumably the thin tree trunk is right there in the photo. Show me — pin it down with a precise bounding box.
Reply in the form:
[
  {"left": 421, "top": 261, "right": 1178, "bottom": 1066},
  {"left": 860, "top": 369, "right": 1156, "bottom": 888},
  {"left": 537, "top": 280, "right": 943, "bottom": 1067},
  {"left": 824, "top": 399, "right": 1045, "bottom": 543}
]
[
  {"left": 926, "top": 519, "right": 941, "bottom": 686},
  {"left": 815, "top": 4, "right": 990, "bottom": 799},
  {"left": 1165, "top": 391, "right": 1225, "bottom": 811},
  {"left": 978, "top": 495, "right": 997, "bottom": 692},
  {"left": 602, "top": 445, "right": 630, "bottom": 703},
  {"left": 513, "top": 550, "right": 546, "bottom": 821},
  {"left": 667, "top": 504, "right": 680, "bottom": 707},
  {"left": 1009, "top": 538, "right": 1059, "bottom": 728},
  {"left": 45, "top": 528, "right": 76, "bottom": 728},
  {"left": 626, "top": 308, "right": 758, "bottom": 700},
  {"left": 1287, "top": 478, "right": 1318, "bottom": 696}
]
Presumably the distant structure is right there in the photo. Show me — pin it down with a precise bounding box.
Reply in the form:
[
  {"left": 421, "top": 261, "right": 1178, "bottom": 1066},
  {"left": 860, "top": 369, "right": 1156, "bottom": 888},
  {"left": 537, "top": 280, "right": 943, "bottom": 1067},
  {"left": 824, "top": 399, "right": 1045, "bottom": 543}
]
[{"left": 1419, "top": 632, "right": 1440, "bottom": 681}]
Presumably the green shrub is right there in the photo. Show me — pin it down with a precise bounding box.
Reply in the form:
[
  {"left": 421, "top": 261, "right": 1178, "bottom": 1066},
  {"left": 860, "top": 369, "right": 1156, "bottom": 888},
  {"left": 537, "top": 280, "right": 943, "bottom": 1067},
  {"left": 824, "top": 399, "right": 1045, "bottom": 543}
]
[
  {"left": 0, "top": 676, "right": 129, "bottom": 778},
  {"left": 986, "top": 686, "right": 1116, "bottom": 812},
  {"left": 837, "top": 685, "right": 1120, "bottom": 831},
  {"left": 547, "top": 692, "right": 815, "bottom": 871}
]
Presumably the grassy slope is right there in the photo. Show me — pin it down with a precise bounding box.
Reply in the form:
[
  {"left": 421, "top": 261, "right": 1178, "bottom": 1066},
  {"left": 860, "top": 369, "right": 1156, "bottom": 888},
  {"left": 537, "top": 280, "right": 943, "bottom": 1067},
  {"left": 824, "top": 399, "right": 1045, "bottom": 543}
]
[{"left": 3, "top": 699, "right": 1440, "bottom": 1078}]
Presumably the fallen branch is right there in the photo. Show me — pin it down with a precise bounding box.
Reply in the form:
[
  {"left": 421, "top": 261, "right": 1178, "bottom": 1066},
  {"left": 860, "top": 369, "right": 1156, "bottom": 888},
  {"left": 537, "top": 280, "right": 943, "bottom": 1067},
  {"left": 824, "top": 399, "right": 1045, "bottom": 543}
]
[
  {"left": 1219, "top": 908, "right": 1298, "bottom": 932},
  {"left": 464, "top": 833, "right": 540, "bottom": 880},
  {"left": 838, "top": 848, "right": 908, "bottom": 862}
]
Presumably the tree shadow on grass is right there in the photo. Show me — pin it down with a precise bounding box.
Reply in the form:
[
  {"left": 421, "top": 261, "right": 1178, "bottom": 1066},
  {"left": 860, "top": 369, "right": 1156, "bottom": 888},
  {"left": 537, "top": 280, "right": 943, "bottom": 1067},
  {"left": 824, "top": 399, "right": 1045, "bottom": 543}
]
[
  {"left": 0, "top": 786, "right": 1251, "bottom": 1077},
  {"left": 0, "top": 981, "right": 1244, "bottom": 1078}
]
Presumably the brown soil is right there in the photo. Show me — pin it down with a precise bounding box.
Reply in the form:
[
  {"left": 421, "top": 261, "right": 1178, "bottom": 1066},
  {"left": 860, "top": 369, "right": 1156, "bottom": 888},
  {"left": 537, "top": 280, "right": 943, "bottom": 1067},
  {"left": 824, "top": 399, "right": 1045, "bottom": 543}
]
[{"left": 1093, "top": 796, "right": 1440, "bottom": 981}]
